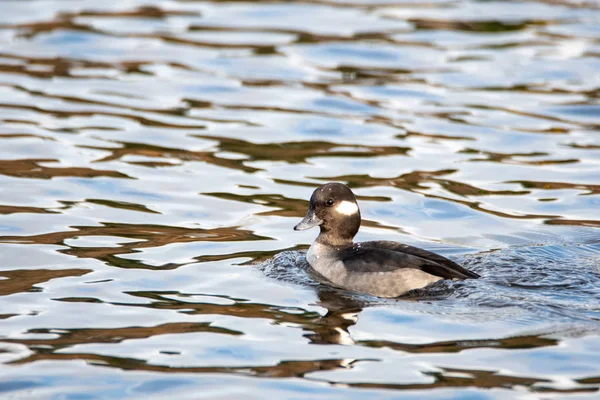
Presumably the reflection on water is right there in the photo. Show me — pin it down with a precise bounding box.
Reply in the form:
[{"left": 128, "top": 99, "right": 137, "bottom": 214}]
[{"left": 0, "top": 0, "right": 599, "bottom": 398}]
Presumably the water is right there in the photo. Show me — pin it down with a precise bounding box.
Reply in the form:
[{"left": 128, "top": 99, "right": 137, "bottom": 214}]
[{"left": 0, "top": 0, "right": 599, "bottom": 398}]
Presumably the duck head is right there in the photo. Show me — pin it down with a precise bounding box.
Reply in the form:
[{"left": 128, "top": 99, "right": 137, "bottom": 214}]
[{"left": 294, "top": 182, "right": 361, "bottom": 245}]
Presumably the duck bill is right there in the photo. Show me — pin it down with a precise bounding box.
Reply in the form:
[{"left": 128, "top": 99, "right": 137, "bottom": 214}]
[{"left": 294, "top": 208, "right": 323, "bottom": 231}]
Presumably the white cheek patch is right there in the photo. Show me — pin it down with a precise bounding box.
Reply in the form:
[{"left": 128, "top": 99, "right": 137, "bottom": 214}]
[{"left": 335, "top": 200, "right": 359, "bottom": 215}]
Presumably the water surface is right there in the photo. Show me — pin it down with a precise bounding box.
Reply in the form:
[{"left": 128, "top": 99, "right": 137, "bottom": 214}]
[{"left": 0, "top": 0, "right": 599, "bottom": 398}]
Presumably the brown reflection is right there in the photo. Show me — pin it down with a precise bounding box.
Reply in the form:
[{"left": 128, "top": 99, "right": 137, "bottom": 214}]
[
  {"left": 0, "top": 268, "right": 91, "bottom": 296},
  {"left": 0, "top": 158, "right": 130, "bottom": 179},
  {"left": 336, "top": 367, "right": 597, "bottom": 394},
  {"left": 409, "top": 19, "right": 538, "bottom": 33},
  {"left": 83, "top": 141, "right": 259, "bottom": 173},
  {"left": 567, "top": 143, "right": 600, "bottom": 150},
  {"left": 10, "top": 351, "right": 360, "bottom": 379},
  {"left": 4, "top": 322, "right": 240, "bottom": 350},
  {"left": 398, "top": 130, "right": 475, "bottom": 142},
  {"left": 60, "top": 6, "right": 200, "bottom": 19},
  {"left": 125, "top": 161, "right": 180, "bottom": 168},
  {"left": 61, "top": 242, "right": 294, "bottom": 270},
  {"left": 460, "top": 148, "right": 579, "bottom": 165},
  {"left": 545, "top": 219, "right": 600, "bottom": 228},
  {"left": 193, "top": 245, "right": 308, "bottom": 265},
  {"left": 578, "top": 376, "right": 600, "bottom": 384},
  {"left": 0, "top": 133, "right": 55, "bottom": 141},
  {"left": 0, "top": 205, "right": 58, "bottom": 215},
  {"left": 195, "top": 135, "right": 411, "bottom": 163},
  {"left": 86, "top": 199, "right": 160, "bottom": 214},
  {"left": 508, "top": 180, "right": 600, "bottom": 195},
  {"left": 0, "top": 223, "right": 270, "bottom": 245},
  {"left": 4, "top": 6, "right": 200, "bottom": 40},
  {"left": 0, "top": 102, "right": 206, "bottom": 130},
  {"left": 187, "top": 24, "right": 402, "bottom": 46},
  {"left": 361, "top": 334, "right": 558, "bottom": 354},
  {"left": 469, "top": 103, "right": 599, "bottom": 129},
  {"left": 135, "top": 34, "right": 281, "bottom": 55},
  {"left": 0, "top": 223, "right": 272, "bottom": 270},
  {"left": 111, "top": 291, "right": 323, "bottom": 325},
  {"left": 204, "top": 192, "right": 312, "bottom": 218},
  {"left": 0, "top": 52, "right": 169, "bottom": 80},
  {"left": 82, "top": 136, "right": 409, "bottom": 174}
]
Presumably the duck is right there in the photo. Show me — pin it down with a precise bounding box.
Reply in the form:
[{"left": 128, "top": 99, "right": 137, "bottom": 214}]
[{"left": 294, "top": 182, "right": 479, "bottom": 297}]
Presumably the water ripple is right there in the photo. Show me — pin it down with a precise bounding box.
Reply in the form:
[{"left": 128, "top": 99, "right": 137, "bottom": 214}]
[{"left": 0, "top": 0, "right": 599, "bottom": 398}]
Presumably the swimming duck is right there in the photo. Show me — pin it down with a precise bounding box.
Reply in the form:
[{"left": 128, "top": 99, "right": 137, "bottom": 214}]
[{"left": 294, "top": 182, "right": 479, "bottom": 297}]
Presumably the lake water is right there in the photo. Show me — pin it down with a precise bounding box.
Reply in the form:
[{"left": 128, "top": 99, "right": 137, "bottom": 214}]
[{"left": 0, "top": 0, "right": 599, "bottom": 398}]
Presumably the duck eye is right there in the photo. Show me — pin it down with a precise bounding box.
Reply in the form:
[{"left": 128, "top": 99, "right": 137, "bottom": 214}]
[{"left": 326, "top": 199, "right": 334, "bottom": 206}]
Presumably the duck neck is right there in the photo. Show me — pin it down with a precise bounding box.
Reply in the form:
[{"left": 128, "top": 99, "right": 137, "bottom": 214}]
[{"left": 315, "top": 229, "right": 354, "bottom": 248}]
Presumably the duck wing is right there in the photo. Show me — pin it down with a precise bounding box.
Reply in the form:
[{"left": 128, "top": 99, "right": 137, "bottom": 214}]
[{"left": 340, "top": 241, "right": 479, "bottom": 280}]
